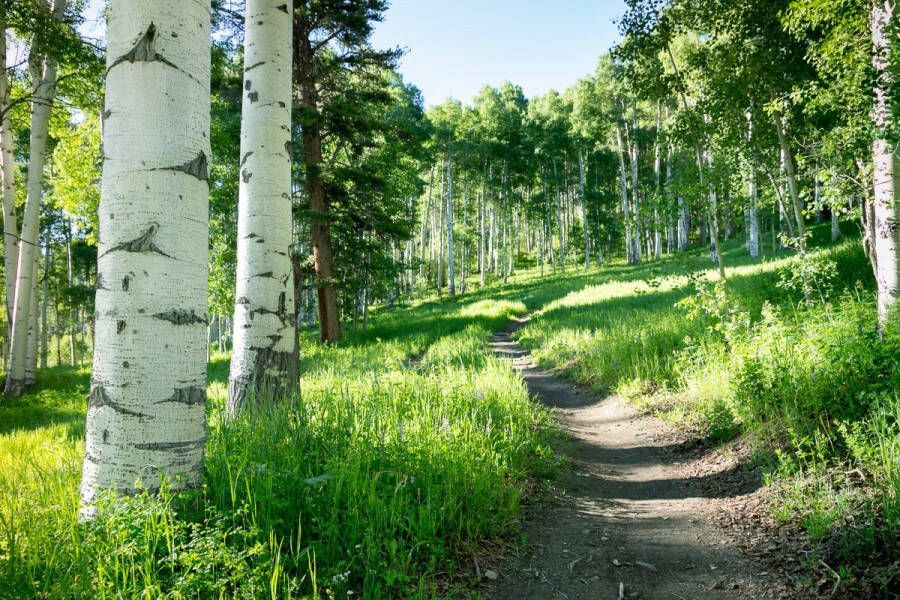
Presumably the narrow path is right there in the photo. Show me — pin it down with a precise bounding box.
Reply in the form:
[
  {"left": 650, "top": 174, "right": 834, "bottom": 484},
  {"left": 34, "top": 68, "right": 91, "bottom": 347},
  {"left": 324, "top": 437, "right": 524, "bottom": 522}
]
[{"left": 488, "top": 318, "right": 774, "bottom": 600}]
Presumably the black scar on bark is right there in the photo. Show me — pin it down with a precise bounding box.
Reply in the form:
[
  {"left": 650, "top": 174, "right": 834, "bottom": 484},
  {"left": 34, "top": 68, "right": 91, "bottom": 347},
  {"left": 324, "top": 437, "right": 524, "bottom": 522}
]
[
  {"left": 160, "top": 151, "right": 209, "bottom": 182},
  {"left": 155, "top": 386, "right": 205, "bottom": 406},
  {"left": 133, "top": 439, "right": 205, "bottom": 452},
  {"left": 284, "top": 141, "right": 293, "bottom": 156},
  {"left": 105, "top": 223, "right": 170, "bottom": 258},
  {"left": 109, "top": 23, "right": 179, "bottom": 72},
  {"left": 248, "top": 91, "right": 259, "bottom": 103},
  {"left": 245, "top": 232, "right": 261, "bottom": 239},
  {"left": 117, "top": 320, "right": 126, "bottom": 334},
  {"left": 227, "top": 347, "right": 298, "bottom": 414},
  {"left": 102, "top": 109, "right": 112, "bottom": 121},
  {"left": 236, "top": 296, "right": 250, "bottom": 305},
  {"left": 253, "top": 271, "right": 274, "bottom": 279},
  {"left": 153, "top": 309, "right": 208, "bottom": 326},
  {"left": 245, "top": 80, "right": 252, "bottom": 91},
  {"left": 242, "top": 169, "right": 253, "bottom": 183},
  {"left": 88, "top": 385, "right": 146, "bottom": 418},
  {"left": 244, "top": 61, "right": 267, "bottom": 72},
  {"left": 255, "top": 238, "right": 265, "bottom": 243},
  {"left": 240, "top": 151, "right": 254, "bottom": 167},
  {"left": 122, "top": 274, "right": 132, "bottom": 291},
  {"left": 277, "top": 4, "right": 289, "bottom": 13},
  {"left": 96, "top": 273, "right": 111, "bottom": 291}
]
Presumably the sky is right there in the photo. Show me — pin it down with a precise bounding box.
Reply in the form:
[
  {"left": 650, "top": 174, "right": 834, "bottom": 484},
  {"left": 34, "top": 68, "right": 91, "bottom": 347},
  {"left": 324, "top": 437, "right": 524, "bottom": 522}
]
[
  {"left": 32, "top": 0, "right": 627, "bottom": 108},
  {"left": 371, "top": 0, "right": 626, "bottom": 107}
]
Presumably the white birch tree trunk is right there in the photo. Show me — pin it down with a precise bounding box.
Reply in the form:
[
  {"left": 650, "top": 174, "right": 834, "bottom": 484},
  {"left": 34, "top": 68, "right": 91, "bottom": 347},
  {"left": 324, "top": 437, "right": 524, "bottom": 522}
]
[
  {"left": 747, "top": 112, "right": 761, "bottom": 259},
  {"left": 1, "top": 24, "right": 18, "bottom": 332},
  {"left": 40, "top": 240, "right": 50, "bottom": 369},
  {"left": 872, "top": 1, "right": 900, "bottom": 326},
  {"left": 479, "top": 171, "right": 486, "bottom": 287},
  {"left": 227, "top": 0, "right": 296, "bottom": 415},
  {"left": 579, "top": 147, "right": 590, "bottom": 269},
  {"left": 80, "top": 0, "right": 211, "bottom": 514},
  {"left": 446, "top": 155, "right": 455, "bottom": 296},
  {"left": 5, "top": 0, "right": 67, "bottom": 395},
  {"left": 615, "top": 124, "right": 633, "bottom": 263},
  {"left": 24, "top": 251, "right": 40, "bottom": 387}
]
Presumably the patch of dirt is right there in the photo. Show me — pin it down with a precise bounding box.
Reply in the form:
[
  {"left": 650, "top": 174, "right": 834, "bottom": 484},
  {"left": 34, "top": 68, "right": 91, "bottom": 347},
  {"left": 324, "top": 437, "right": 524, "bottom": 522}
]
[{"left": 485, "top": 318, "right": 790, "bottom": 599}]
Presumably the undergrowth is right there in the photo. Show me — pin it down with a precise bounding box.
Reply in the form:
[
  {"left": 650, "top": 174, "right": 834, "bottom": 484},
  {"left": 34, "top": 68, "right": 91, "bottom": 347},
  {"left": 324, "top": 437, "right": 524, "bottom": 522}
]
[{"left": 0, "top": 297, "right": 550, "bottom": 598}]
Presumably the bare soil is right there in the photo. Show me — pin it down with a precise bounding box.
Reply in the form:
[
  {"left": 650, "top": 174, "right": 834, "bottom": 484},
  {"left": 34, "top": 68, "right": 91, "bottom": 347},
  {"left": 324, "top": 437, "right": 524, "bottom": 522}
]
[{"left": 485, "top": 318, "right": 791, "bottom": 600}]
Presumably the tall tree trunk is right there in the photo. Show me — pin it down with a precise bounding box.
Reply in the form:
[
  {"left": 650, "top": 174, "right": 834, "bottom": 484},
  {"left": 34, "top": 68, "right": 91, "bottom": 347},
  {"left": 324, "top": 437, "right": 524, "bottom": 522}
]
[
  {"left": 0, "top": 23, "right": 18, "bottom": 337},
  {"left": 420, "top": 165, "right": 434, "bottom": 284},
  {"left": 5, "top": 0, "right": 67, "bottom": 396},
  {"left": 227, "top": 0, "right": 296, "bottom": 415},
  {"left": 747, "top": 111, "right": 761, "bottom": 259},
  {"left": 66, "top": 225, "right": 76, "bottom": 366},
  {"left": 629, "top": 127, "right": 642, "bottom": 264},
  {"left": 615, "top": 124, "right": 633, "bottom": 263},
  {"left": 774, "top": 111, "right": 807, "bottom": 252},
  {"left": 872, "top": 1, "right": 900, "bottom": 326},
  {"left": 480, "top": 167, "right": 486, "bottom": 287},
  {"left": 40, "top": 239, "right": 50, "bottom": 370},
  {"left": 446, "top": 155, "right": 455, "bottom": 296},
  {"left": 579, "top": 147, "right": 590, "bottom": 269},
  {"left": 295, "top": 18, "right": 341, "bottom": 343},
  {"left": 654, "top": 102, "right": 663, "bottom": 259},
  {"left": 80, "top": 0, "right": 211, "bottom": 515},
  {"left": 24, "top": 251, "right": 40, "bottom": 387}
]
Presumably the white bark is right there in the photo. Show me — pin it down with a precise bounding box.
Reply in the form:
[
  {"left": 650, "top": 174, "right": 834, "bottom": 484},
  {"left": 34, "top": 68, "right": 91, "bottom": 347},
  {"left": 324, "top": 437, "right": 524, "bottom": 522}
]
[
  {"left": 5, "top": 0, "right": 67, "bottom": 395},
  {"left": 81, "top": 0, "right": 211, "bottom": 513},
  {"left": 615, "top": 125, "right": 633, "bottom": 263},
  {"left": 227, "top": 0, "right": 296, "bottom": 415},
  {"left": 24, "top": 251, "right": 39, "bottom": 386},
  {"left": 447, "top": 155, "right": 455, "bottom": 295},
  {"left": 747, "top": 111, "right": 760, "bottom": 259},
  {"left": 1, "top": 25, "right": 18, "bottom": 331},
  {"left": 579, "top": 147, "right": 589, "bottom": 269},
  {"left": 872, "top": 1, "right": 900, "bottom": 325}
]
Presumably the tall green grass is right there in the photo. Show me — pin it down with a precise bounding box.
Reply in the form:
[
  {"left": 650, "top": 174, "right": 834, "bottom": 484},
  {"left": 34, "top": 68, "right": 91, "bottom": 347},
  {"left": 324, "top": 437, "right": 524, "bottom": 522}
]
[
  {"left": 513, "top": 227, "right": 900, "bottom": 577},
  {"left": 0, "top": 298, "right": 550, "bottom": 598}
]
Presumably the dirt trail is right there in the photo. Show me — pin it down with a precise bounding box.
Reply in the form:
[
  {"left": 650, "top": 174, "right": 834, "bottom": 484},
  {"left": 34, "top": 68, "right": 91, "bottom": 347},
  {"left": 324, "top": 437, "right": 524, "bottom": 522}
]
[{"left": 488, "top": 318, "right": 777, "bottom": 600}]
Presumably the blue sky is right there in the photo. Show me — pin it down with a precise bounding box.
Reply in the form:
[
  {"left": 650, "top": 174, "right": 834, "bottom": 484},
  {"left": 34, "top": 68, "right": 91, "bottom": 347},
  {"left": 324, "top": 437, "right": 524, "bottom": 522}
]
[
  {"left": 74, "top": 0, "right": 626, "bottom": 107},
  {"left": 372, "top": 0, "right": 626, "bottom": 107}
]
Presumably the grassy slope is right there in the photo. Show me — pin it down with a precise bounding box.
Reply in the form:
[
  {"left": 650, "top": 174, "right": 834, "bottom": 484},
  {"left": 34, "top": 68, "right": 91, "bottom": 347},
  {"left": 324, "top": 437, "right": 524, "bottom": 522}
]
[
  {"left": 508, "top": 225, "right": 900, "bottom": 587},
  {"left": 1, "top": 223, "right": 897, "bottom": 596},
  {"left": 0, "top": 297, "right": 551, "bottom": 598}
]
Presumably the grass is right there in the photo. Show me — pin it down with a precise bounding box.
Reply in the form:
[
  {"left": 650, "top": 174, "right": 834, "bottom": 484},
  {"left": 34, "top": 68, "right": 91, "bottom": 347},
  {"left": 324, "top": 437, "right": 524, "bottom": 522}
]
[
  {"left": 508, "top": 224, "right": 900, "bottom": 588},
  {"left": 2, "top": 221, "right": 898, "bottom": 596},
  {"left": 0, "top": 297, "right": 551, "bottom": 598}
]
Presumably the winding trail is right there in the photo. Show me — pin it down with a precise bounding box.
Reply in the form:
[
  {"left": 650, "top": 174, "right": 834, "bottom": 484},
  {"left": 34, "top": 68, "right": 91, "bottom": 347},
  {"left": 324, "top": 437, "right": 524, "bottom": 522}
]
[{"left": 488, "top": 318, "right": 774, "bottom": 600}]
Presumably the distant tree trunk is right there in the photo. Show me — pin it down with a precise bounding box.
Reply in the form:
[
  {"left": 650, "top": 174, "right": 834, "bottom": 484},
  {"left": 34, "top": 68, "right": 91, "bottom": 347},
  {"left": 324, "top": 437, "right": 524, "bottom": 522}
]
[
  {"left": 80, "top": 0, "right": 211, "bottom": 515},
  {"left": 872, "top": 1, "right": 900, "bottom": 326},
  {"left": 654, "top": 102, "right": 663, "bottom": 259},
  {"left": 579, "top": 147, "right": 590, "bottom": 269},
  {"left": 774, "top": 111, "right": 807, "bottom": 253},
  {"left": 295, "top": 17, "right": 341, "bottom": 343},
  {"left": 5, "top": 0, "right": 67, "bottom": 396},
  {"left": 24, "top": 251, "right": 40, "bottom": 386},
  {"left": 627, "top": 121, "right": 642, "bottom": 264},
  {"left": 480, "top": 168, "right": 487, "bottom": 287},
  {"left": 831, "top": 183, "right": 843, "bottom": 243},
  {"left": 437, "top": 158, "right": 445, "bottom": 290},
  {"left": 0, "top": 23, "right": 18, "bottom": 338},
  {"left": 66, "top": 226, "right": 76, "bottom": 366},
  {"left": 615, "top": 124, "right": 633, "bottom": 263},
  {"left": 747, "top": 111, "right": 761, "bottom": 259},
  {"left": 40, "top": 239, "right": 50, "bottom": 370},
  {"left": 420, "top": 165, "right": 434, "bottom": 284},
  {"left": 228, "top": 0, "right": 297, "bottom": 415},
  {"left": 446, "top": 155, "right": 455, "bottom": 296}
]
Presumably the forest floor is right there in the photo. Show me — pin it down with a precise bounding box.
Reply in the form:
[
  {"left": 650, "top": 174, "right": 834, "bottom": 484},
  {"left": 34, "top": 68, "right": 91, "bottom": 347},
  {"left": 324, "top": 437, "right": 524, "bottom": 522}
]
[{"left": 485, "top": 318, "right": 801, "bottom": 600}]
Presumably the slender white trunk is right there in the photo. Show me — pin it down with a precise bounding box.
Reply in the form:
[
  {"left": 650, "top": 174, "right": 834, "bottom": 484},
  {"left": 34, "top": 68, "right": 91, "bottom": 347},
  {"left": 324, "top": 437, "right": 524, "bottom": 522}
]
[
  {"left": 227, "top": 0, "right": 295, "bottom": 415},
  {"left": 40, "top": 240, "right": 50, "bottom": 369},
  {"left": 654, "top": 103, "right": 663, "bottom": 259},
  {"left": 1, "top": 25, "right": 18, "bottom": 331},
  {"left": 831, "top": 191, "right": 843, "bottom": 242},
  {"left": 629, "top": 130, "right": 642, "bottom": 264},
  {"left": 579, "top": 147, "right": 589, "bottom": 269},
  {"left": 5, "top": 0, "right": 67, "bottom": 395},
  {"left": 479, "top": 170, "right": 486, "bottom": 287},
  {"left": 447, "top": 155, "right": 455, "bottom": 295},
  {"left": 81, "top": 0, "right": 211, "bottom": 514},
  {"left": 747, "top": 111, "right": 760, "bottom": 259},
  {"left": 615, "top": 124, "right": 633, "bottom": 263},
  {"left": 774, "top": 112, "right": 807, "bottom": 251},
  {"left": 872, "top": 1, "right": 900, "bottom": 325},
  {"left": 24, "top": 251, "right": 39, "bottom": 386}
]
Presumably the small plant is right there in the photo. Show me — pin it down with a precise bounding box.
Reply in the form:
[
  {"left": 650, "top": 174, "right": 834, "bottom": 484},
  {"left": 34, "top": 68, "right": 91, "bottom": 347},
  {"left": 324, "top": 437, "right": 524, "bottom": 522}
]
[{"left": 777, "top": 253, "right": 838, "bottom": 305}]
